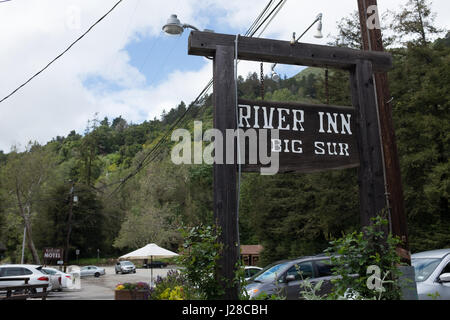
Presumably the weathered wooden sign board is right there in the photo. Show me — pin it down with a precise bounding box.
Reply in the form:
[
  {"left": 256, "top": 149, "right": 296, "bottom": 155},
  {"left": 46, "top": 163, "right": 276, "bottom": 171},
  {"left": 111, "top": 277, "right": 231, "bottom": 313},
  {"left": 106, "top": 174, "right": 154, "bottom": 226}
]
[
  {"left": 43, "top": 247, "right": 63, "bottom": 265},
  {"left": 237, "top": 99, "right": 359, "bottom": 173},
  {"left": 188, "top": 31, "right": 392, "bottom": 299}
]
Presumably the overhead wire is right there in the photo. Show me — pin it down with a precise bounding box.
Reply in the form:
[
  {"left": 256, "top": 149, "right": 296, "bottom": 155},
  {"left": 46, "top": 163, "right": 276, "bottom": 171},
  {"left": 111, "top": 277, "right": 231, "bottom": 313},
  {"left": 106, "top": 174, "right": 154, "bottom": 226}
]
[
  {"left": 255, "top": 0, "right": 287, "bottom": 38},
  {"left": 106, "top": 0, "right": 286, "bottom": 197},
  {"left": 0, "top": 0, "right": 125, "bottom": 104}
]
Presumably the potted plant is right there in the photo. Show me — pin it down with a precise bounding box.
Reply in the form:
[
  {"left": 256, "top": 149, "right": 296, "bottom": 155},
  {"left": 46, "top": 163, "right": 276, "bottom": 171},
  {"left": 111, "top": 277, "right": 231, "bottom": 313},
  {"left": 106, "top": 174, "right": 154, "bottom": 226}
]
[{"left": 114, "top": 282, "right": 152, "bottom": 300}]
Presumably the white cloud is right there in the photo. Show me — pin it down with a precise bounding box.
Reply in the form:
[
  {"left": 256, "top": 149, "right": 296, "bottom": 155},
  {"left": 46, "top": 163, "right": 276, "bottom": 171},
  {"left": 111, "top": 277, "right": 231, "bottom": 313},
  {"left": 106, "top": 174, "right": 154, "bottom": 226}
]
[{"left": 0, "top": 0, "right": 448, "bottom": 151}]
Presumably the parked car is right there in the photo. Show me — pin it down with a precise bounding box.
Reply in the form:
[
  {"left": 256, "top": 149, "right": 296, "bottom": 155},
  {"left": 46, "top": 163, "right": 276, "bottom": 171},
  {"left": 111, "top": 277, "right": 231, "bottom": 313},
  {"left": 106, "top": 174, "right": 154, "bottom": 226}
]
[
  {"left": 80, "top": 265, "right": 105, "bottom": 278},
  {"left": 0, "top": 264, "right": 52, "bottom": 293},
  {"left": 143, "top": 261, "right": 168, "bottom": 268},
  {"left": 41, "top": 268, "right": 62, "bottom": 291},
  {"left": 245, "top": 255, "right": 336, "bottom": 300},
  {"left": 42, "top": 267, "right": 73, "bottom": 290},
  {"left": 412, "top": 249, "right": 450, "bottom": 300},
  {"left": 115, "top": 261, "right": 136, "bottom": 274},
  {"left": 244, "top": 266, "right": 263, "bottom": 281}
]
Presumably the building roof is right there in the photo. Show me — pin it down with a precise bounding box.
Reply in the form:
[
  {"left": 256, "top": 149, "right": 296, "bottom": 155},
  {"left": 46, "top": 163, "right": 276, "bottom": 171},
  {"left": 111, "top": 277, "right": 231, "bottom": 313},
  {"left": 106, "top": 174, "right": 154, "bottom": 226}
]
[{"left": 241, "top": 245, "right": 263, "bottom": 255}]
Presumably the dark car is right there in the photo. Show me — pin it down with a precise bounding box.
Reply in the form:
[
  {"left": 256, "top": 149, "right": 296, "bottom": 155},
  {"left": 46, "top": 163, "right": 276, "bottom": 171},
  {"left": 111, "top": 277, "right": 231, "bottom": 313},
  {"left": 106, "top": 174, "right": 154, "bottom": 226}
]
[
  {"left": 143, "top": 261, "right": 168, "bottom": 268},
  {"left": 245, "top": 255, "right": 337, "bottom": 300}
]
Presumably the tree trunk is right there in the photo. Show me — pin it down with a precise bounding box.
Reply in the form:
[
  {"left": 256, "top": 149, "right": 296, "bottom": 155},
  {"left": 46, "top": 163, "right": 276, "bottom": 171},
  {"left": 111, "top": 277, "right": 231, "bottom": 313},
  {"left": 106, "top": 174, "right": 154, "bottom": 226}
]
[
  {"left": 15, "top": 183, "right": 41, "bottom": 264},
  {"left": 24, "top": 209, "right": 41, "bottom": 265},
  {"left": 415, "top": 0, "right": 427, "bottom": 44}
]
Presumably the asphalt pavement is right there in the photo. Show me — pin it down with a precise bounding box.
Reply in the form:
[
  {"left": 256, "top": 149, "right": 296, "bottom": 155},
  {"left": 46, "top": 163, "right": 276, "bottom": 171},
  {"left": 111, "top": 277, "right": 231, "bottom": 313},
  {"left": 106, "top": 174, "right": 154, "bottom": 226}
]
[{"left": 44, "top": 266, "right": 177, "bottom": 300}]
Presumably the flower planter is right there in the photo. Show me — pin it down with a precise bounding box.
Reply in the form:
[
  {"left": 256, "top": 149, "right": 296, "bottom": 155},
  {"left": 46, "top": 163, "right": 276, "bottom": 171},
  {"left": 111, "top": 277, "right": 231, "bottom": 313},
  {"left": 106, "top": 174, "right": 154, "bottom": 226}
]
[{"left": 115, "top": 290, "right": 149, "bottom": 300}]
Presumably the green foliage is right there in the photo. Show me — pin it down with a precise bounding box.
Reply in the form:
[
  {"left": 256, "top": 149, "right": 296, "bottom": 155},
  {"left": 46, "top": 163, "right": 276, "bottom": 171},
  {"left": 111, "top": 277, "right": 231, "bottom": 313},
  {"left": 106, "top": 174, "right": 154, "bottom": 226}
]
[
  {"left": 389, "top": 40, "right": 450, "bottom": 252},
  {"left": 240, "top": 169, "right": 360, "bottom": 266},
  {"left": 176, "top": 225, "right": 224, "bottom": 300},
  {"left": 391, "top": 0, "right": 444, "bottom": 46},
  {"left": 325, "top": 215, "right": 403, "bottom": 300},
  {"left": 150, "top": 270, "right": 197, "bottom": 300},
  {"left": 299, "top": 277, "right": 326, "bottom": 300}
]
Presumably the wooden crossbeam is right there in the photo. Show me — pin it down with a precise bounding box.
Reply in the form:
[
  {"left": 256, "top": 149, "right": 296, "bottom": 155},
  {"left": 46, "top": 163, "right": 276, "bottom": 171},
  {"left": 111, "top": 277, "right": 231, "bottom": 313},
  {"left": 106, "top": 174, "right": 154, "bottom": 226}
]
[{"left": 188, "top": 31, "right": 392, "bottom": 72}]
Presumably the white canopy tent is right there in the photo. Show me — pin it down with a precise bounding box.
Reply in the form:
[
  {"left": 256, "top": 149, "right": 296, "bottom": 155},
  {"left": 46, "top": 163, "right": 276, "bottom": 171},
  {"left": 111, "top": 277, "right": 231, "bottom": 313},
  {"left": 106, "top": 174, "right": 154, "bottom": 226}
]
[{"left": 119, "top": 243, "right": 178, "bottom": 286}]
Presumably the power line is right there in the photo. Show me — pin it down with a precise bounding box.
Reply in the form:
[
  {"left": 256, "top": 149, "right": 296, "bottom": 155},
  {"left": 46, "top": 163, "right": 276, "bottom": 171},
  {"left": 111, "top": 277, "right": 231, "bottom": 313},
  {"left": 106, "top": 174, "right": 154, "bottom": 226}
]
[
  {"left": 0, "top": 0, "right": 124, "bottom": 104},
  {"left": 106, "top": 0, "right": 286, "bottom": 197},
  {"left": 111, "top": 0, "right": 285, "bottom": 193},
  {"left": 249, "top": 0, "right": 285, "bottom": 37}
]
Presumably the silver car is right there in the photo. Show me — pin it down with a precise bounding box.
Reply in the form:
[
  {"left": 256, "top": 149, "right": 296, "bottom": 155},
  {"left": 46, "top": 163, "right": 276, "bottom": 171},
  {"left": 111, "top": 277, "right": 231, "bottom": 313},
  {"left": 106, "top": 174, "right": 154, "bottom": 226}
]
[
  {"left": 80, "top": 266, "right": 105, "bottom": 278},
  {"left": 115, "top": 261, "right": 136, "bottom": 274},
  {"left": 412, "top": 249, "right": 450, "bottom": 300}
]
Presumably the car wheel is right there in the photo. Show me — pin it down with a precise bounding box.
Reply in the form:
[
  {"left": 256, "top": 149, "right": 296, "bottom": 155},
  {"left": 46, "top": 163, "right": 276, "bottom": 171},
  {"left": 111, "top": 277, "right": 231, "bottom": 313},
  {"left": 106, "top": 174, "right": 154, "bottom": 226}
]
[
  {"left": 94, "top": 272, "right": 100, "bottom": 277},
  {"left": 133, "top": 270, "right": 136, "bottom": 274}
]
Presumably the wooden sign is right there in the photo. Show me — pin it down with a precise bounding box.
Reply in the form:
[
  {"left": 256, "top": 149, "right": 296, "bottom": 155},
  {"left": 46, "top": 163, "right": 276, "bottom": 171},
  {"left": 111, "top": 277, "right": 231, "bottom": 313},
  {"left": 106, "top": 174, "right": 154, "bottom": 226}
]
[
  {"left": 189, "top": 31, "right": 393, "bottom": 299},
  {"left": 43, "top": 248, "right": 63, "bottom": 264},
  {"left": 237, "top": 99, "right": 359, "bottom": 173}
]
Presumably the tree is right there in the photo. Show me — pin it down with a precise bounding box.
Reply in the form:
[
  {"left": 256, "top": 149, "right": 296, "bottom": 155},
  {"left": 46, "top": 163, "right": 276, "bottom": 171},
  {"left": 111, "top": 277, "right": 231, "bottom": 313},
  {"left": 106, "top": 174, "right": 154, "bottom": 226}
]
[
  {"left": 391, "top": 0, "right": 444, "bottom": 46},
  {"left": 0, "top": 143, "right": 55, "bottom": 264},
  {"left": 332, "top": 11, "right": 363, "bottom": 50},
  {"left": 389, "top": 39, "right": 450, "bottom": 252}
]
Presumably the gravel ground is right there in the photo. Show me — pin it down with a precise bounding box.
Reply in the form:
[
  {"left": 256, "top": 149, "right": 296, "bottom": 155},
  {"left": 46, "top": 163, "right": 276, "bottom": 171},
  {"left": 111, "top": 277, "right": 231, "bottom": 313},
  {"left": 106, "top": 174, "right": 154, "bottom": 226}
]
[{"left": 44, "top": 266, "right": 178, "bottom": 300}]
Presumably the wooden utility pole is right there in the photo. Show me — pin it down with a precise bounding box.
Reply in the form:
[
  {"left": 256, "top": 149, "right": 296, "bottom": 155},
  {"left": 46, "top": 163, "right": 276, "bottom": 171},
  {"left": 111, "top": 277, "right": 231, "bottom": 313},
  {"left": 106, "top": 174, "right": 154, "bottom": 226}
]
[
  {"left": 357, "top": 0, "right": 411, "bottom": 263},
  {"left": 64, "top": 181, "right": 75, "bottom": 271},
  {"left": 213, "top": 45, "right": 240, "bottom": 300}
]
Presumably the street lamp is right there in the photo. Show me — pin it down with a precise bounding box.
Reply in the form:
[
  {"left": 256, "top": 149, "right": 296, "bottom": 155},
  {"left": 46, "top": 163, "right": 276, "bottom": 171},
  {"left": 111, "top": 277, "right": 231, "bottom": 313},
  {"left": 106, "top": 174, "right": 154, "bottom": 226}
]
[
  {"left": 162, "top": 14, "right": 200, "bottom": 35},
  {"left": 271, "top": 13, "right": 324, "bottom": 81}
]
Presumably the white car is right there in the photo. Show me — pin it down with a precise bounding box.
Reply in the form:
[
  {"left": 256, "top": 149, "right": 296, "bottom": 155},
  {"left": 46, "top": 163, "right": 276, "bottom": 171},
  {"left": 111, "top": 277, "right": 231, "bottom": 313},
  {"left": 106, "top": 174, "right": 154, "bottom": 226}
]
[
  {"left": 0, "top": 264, "right": 52, "bottom": 293},
  {"left": 412, "top": 249, "right": 450, "bottom": 300},
  {"left": 42, "top": 268, "right": 62, "bottom": 292},
  {"left": 80, "top": 265, "right": 105, "bottom": 277},
  {"left": 43, "top": 267, "right": 73, "bottom": 290}
]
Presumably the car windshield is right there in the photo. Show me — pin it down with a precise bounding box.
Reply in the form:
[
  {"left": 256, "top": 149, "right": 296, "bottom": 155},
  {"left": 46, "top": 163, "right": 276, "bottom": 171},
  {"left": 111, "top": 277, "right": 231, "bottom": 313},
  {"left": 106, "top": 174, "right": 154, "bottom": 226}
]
[
  {"left": 123, "top": 262, "right": 133, "bottom": 266},
  {"left": 43, "top": 269, "right": 56, "bottom": 275},
  {"left": 253, "top": 262, "right": 290, "bottom": 283},
  {"left": 412, "top": 258, "right": 442, "bottom": 282}
]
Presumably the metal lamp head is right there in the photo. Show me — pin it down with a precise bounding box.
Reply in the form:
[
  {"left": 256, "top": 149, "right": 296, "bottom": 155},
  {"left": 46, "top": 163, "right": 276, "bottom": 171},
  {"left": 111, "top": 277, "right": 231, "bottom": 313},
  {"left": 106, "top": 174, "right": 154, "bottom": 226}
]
[
  {"left": 271, "top": 64, "right": 281, "bottom": 82},
  {"left": 314, "top": 14, "right": 323, "bottom": 39},
  {"left": 271, "top": 71, "right": 281, "bottom": 82},
  {"left": 162, "top": 14, "right": 184, "bottom": 35}
]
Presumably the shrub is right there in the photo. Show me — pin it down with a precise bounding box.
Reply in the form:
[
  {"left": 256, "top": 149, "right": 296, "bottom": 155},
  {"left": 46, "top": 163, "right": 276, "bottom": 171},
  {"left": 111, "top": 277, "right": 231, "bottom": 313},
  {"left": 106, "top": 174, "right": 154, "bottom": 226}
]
[
  {"left": 176, "top": 225, "right": 224, "bottom": 300},
  {"left": 325, "top": 215, "right": 404, "bottom": 300}
]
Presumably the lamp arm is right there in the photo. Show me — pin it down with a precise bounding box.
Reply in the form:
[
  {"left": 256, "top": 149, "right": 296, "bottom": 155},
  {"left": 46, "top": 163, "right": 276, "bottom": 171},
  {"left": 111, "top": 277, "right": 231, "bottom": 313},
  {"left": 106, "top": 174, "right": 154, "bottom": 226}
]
[
  {"left": 183, "top": 24, "right": 200, "bottom": 31},
  {"left": 295, "top": 17, "right": 320, "bottom": 43}
]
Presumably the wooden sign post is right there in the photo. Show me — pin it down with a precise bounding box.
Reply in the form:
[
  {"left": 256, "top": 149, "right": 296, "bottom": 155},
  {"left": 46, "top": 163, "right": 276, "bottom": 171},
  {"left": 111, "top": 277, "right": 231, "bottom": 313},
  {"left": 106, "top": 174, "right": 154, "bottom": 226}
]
[{"left": 188, "top": 31, "right": 393, "bottom": 299}]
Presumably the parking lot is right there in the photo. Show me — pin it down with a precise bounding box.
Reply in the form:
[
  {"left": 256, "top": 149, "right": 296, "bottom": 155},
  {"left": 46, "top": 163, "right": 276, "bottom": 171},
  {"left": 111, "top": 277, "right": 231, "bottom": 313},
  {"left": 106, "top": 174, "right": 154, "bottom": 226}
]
[{"left": 43, "top": 266, "right": 177, "bottom": 300}]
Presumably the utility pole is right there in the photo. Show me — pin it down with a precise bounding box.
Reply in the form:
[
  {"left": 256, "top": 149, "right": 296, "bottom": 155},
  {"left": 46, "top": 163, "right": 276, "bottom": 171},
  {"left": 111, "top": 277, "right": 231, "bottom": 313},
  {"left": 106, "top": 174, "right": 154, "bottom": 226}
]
[
  {"left": 64, "top": 181, "right": 75, "bottom": 271},
  {"left": 357, "top": 0, "right": 411, "bottom": 264},
  {"left": 20, "top": 226, "right": 26, "bottom": 264}
]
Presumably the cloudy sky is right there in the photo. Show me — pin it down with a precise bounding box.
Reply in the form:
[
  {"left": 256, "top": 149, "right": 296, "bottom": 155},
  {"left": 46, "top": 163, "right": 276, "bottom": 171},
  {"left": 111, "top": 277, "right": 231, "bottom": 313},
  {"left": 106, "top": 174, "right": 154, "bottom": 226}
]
[{"left": 0, "top": 0, "right": 448, "bottom": 152}]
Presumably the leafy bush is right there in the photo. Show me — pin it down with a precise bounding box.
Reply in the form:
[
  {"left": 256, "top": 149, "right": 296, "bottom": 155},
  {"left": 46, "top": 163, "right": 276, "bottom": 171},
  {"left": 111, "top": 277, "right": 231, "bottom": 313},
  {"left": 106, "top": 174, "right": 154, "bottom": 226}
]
[
  {"left": 176, "top": 225, "right": 224, "bottom": 300},
  {"left": 150, "top": 270, "right": 197, "bottom": 300},
  {"left": 325, "top": 215, "right": 404, "bottom": 300}
]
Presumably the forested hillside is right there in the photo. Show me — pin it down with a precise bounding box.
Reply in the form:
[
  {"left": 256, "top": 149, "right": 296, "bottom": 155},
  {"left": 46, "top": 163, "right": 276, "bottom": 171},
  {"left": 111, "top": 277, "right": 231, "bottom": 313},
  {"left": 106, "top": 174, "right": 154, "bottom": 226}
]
[{"left": 0, "top": 1, "right": 448, "bottom": 266}]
